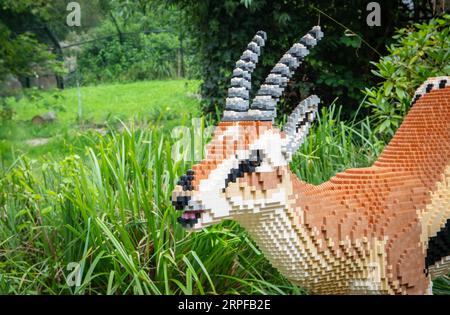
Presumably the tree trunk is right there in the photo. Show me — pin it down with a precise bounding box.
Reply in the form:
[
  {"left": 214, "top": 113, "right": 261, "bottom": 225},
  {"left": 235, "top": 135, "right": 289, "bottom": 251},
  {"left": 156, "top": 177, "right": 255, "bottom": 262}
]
[
  {"left": 109, "top": 12, "right": 125, "bottom": 45},
  {"left": 178, "top": 33, "right": 185, "bottom": 78}
]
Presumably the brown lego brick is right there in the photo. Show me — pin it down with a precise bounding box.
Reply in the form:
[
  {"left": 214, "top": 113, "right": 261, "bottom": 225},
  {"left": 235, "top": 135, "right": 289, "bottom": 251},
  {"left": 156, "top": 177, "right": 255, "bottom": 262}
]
[{"left": 172, "top": 37, "right": 450, "bottom": 295}]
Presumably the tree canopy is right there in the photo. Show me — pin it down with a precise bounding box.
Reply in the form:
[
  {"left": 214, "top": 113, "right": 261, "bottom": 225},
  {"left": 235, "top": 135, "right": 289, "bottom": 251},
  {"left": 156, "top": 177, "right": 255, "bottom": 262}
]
[{"left": 169, "top": 0, "right": 443, "bottom": 117}]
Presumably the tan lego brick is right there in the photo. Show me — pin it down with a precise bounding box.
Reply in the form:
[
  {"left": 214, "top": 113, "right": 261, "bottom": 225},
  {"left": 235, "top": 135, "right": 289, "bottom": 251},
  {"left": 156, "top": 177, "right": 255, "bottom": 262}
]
[{"left": 172, "top": 39, "right": 450, "bottom": 295}]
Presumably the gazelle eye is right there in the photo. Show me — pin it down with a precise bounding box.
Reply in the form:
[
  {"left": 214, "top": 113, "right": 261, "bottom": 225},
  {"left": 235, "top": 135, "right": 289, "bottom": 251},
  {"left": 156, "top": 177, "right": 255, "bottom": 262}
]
[
  {"left": 249, "top": 149, "right": 263, "bottom": 166},
  {"left": 223, "top": 149, "right": 264, "bottom": 192}
]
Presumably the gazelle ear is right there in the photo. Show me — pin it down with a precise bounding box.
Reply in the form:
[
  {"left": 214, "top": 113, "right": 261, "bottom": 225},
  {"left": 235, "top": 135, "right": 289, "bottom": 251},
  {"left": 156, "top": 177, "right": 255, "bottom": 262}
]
[{"left": 282, "top": 95, "right": 320, "bottom": 160}]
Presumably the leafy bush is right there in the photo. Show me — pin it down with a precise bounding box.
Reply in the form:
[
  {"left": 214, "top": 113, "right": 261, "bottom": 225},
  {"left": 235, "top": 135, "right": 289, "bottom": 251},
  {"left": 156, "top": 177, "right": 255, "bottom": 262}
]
[
  {"left": 364, "top": 14, "right": 450, "bottom": 139},
  {"left": 0, "top": 2, "right": 65, "bottom": 83},
  {"left": 78, "top": 32, "right": 180, "bottom": 84},
  {"left": 72, "top": 2, "right": 201, "bottom": 85},
  {"left": 0, "top": 121, "right": 302, "bottom": 294},
  {"left": 171, "top": 0, "right": 426, "bottom": 117}
]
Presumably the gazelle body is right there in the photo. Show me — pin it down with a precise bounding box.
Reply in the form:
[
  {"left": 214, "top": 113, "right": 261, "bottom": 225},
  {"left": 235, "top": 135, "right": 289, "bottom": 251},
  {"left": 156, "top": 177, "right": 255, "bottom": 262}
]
[{"left": 172, "top": 26, "right": 450, "bottom": 294}]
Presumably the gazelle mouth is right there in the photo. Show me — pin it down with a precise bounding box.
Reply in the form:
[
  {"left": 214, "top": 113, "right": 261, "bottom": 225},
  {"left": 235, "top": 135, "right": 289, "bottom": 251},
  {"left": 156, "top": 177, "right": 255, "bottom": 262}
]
[{"left": 177, "top": 210, "right": 204, "bottom": 228}]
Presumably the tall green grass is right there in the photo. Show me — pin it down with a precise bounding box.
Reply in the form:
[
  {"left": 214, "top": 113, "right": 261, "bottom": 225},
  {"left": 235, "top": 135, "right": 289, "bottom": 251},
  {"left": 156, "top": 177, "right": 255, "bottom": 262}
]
[
  {"left": 291, "top": 101, "right": 385, "bottom": 184},
  {"left": 0, "top": 104, "right": 448, "bottom": 295},
  {"left": 0, "top": 119, "right": 301, "bottom": 294}
]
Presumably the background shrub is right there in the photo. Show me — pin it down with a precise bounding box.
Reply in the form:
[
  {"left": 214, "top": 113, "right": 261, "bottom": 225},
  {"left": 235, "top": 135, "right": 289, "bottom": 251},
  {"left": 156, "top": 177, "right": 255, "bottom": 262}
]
[
  {"left": 363, "top": 14, "right": 450, "bottom": 140},
  {"left": 170, "top": 0, "right": 439, "bottom": 117},
  {"left": 78, "top": 32, "right": 180, "bottom": 83}
]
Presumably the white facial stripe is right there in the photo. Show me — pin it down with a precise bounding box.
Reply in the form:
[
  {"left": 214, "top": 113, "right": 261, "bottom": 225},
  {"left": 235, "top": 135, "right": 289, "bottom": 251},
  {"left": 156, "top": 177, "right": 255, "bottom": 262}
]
[
  {"left": 193, "top": 127, "right": 290, "bottom": 227},
  {"left": 196, "top": 125, "right": 250, "bottom": 219},
  {"left": 197, "top": 155, "right": 235, "bottom": 218}
]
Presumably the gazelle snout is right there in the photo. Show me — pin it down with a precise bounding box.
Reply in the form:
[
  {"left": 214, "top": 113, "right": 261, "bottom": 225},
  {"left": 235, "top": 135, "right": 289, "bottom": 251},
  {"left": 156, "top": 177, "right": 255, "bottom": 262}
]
[{"left": 172, "top": 169, "right": 205, "bottom": 228}]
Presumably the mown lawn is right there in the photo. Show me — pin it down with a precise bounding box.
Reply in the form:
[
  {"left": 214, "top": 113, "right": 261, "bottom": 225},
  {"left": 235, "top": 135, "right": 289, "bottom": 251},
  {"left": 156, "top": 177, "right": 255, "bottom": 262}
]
[{"left": 12, "top": 80, "right": 201, "bottom": 124}]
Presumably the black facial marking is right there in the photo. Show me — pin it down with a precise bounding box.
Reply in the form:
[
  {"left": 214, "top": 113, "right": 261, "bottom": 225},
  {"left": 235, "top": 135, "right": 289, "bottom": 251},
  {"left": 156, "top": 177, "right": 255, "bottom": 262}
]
[
  {"left": 411, "top": 79, "right": 448, "bottom": 108},
  {"left": 411, "top": 94, "right": 421, "bottom": 107},
  {"left": 295, "top": 115, "right": 310, "bottom": 133},
  {"left": 222, "top": 150, "right": 263, "bottom": 192},
  {"left": 176, "top": 169, "right": 196, "bottom": 191},
  {"left": 172, "top": 195, "right": 191, "bottom": 210},
  {"left": 177, "top": 211, "right": 203, "bottom": 228},
  {"left": 424, "top": 219, "right": 450, "bottom": 275},
  {"left": 174, "top": 169, "right": 202, "bottom": 227},
  {"left": 177, "top": 216, "right": 198, "bottom": 228}
]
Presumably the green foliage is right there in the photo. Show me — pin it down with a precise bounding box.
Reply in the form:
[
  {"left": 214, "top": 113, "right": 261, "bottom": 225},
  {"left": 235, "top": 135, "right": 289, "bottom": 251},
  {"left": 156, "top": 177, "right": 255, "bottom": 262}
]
[
  {"left": 0, "top": 23, "right": 62, "bottom": 82},
  {"left": 1, "top": 0, "right": 54, "bottom": 19},
  {"left": 432, "top": 276, "right": 450, "bottom": 295},
  {"left": 78, "top": 32, "right": 180, "bottom": 83},
  {"left": 72, "top": 1, "right": 199, "bottom": 85},
  {"left": 290, "top": 100, "right": 385, "bottom": 184},
  {"left": 0, "top": 0, "right": 69, "bottom": 81},
  {"left": 0, "top": 80, "right": 200, "bottom": 162},
  {"left": 0, "top": 121, "right": 302, "bottom": 294},
  {"left": 0, "top": 79, "right": 449, "bottom": 294},
  {"left": 364, "top": 15, "right": 450, "bottom": 139},
  {"left": 170, "top": 0, "right": 419, "bottom": 117}
]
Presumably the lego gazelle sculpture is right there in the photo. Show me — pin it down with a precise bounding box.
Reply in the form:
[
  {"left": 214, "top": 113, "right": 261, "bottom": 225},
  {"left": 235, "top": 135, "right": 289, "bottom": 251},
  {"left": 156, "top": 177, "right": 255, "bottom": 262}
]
[{"left": 172, "top": 25, "right": 450, "bottom": 294}]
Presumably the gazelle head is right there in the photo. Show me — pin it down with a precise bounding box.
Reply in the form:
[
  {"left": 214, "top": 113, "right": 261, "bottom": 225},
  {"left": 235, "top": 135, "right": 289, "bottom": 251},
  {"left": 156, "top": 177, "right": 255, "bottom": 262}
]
[{"left": 172, "top": 26, "right": 323, "bottom": 230}]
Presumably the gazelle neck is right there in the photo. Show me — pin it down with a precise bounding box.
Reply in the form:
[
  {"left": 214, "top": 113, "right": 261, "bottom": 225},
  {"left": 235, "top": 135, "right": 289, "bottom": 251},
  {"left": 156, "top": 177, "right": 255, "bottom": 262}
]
[
  {"left": 234, "top": 168, "right": 399, "bottom": 294},
  {"left": 235, "top": 168, "right": 316, "bottom": 290}
]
